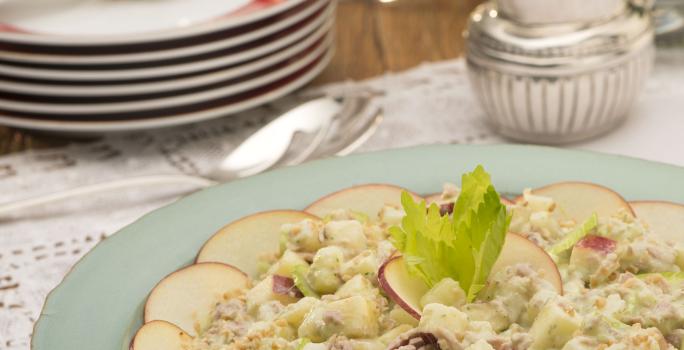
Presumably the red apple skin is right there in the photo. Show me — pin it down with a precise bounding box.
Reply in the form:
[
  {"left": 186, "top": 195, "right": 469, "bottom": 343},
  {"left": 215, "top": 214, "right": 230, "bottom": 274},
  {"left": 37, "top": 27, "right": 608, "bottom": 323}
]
[
  {"left": 272, "top": 275, "right": 304, "bottom": 298},
  {"left": 423, "top": 193, "right": 455, "bottom": 215},
  {"left": 439, "top": 202, "right": 455, "bottom": 216},
  {"left": 570, "top": 235, "right": 617, "bottom": 278},
  {"left": 575, "top": 235, "right": 617, "bottom": 254},
  {"left": 377, "top": 256, "right": 425, "bottom": 320},
  {"left": 387, "top": 331, "right": 440, "bottom": 350}
]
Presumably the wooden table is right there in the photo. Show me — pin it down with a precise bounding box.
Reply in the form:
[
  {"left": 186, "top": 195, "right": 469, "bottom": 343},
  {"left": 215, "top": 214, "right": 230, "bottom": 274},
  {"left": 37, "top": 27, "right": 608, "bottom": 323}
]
[{"left": 0, "top": 0, "right": 482, "bottom": 155}]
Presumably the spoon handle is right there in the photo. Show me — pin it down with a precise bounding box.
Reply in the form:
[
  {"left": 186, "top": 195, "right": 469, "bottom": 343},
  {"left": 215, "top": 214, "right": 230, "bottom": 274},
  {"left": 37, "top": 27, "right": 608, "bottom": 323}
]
[
  {"left": 0, "top": 174, "right": 215, "bottom": 220},
  {"left": 0, "top": 95, "right": 377, "bottom": 221}
]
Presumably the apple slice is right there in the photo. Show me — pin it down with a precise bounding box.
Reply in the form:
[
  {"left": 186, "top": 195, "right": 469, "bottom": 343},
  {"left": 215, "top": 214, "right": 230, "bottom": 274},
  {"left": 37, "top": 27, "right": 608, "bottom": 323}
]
[
  {"left": 378, "top": 256, "right": 430, "bottom": 319},
  {"left": 630, "top": 201, "right": 684, "bottom": 245},
  {"left": 144, "top": 262, "right": 249, "bottom": 336},
  {"left": 518, "top": 182, "right": 634, "bottom": 222},
  {"left": 491, "top": 233, "right": 563, "bottom": 294},
  {"left": 196, "top": 210, "right": 319, "bottom": 278},
  {"left": 305, "top": 184, "right": 421, "bottom": 220},
  {"left": 130, "top": 320, "right": 191, "bottom": 350},
  {"left": 379, "top": 233, "right": 562, "bottom": 319}
]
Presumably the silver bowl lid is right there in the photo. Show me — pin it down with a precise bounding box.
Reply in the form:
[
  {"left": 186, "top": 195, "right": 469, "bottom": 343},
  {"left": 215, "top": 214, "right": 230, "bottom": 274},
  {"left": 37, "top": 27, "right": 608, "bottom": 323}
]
[
  {"left": 466, "top": 2, "right": 654, "bottom": 68},
  {"left": 496, "top": 0, "right": 626, "bottom": 25}
]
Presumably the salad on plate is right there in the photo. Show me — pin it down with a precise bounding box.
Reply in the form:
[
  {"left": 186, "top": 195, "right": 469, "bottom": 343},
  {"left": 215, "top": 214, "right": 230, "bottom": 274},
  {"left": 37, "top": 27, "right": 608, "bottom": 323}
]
[{"left": 130, "top": 166, "right": 684, "bottom": 350}]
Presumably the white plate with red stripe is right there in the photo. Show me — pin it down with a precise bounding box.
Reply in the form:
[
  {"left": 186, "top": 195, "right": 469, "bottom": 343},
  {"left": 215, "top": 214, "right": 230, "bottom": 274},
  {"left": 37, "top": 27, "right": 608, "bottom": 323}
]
[
  {"left": 0, "top": 0, "right": 327, "bottom": 66},
  {"left": 0, "top": 0, "right": 307, "bottom": 46},
  {"left": 0, "top": 31, "right": 332, "bottom": 114},
  {"left": 0, "top": 1, "right": 333, "bottom": 82},
  {"left": 0, "top": 45, "right": 333, "bottom": 133},
  {"left": 0, "top": 19, "right": 332, "bottom": 97}
]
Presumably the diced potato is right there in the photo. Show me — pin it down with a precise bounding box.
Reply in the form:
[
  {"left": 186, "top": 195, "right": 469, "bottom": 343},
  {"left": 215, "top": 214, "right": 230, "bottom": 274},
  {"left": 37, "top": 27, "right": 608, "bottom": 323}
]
[
  {"left": 246, "top": 321, "right": 271, "bottom": 336},
  {"left": 309, "top": 268, "right": 342, "bottom": 295},
  {"left": 308, "top": 246, "right": 344, "bottom": 294},
  {"left": 275, "top": 322, "right": 297, "bottom": 341},
  {"left": 465, "top": 340, "right": 495, "bottom": 350},
  {"left": 467, "top": 321, "right": 496, "bottom": 338},
  {"left": 388, "top": 305, "right": 419, "bottom": 327},
  {"left": 378, "top": 325, "right": 413, "bottom": 345},
  {"left": 350, "top": 339, "right": 385, "bottom": 350},
  {"left": 268, "top": 250, "right": 309, "bottom": 278},
  {"left": 311, "top": 245, "right": 345, "bottom": 269},
  {"left": 528, "top": 211, "right": 562, "bottom": 240},
  {"left": 325, "top": 209, "right": 354, "bottom": 221},
  {"left": 323, "top": 220, "right": 367, "bottom": 255},
  {"left": 379, "top": 205, "right": 405, "bottom": 226},
  {"left": 376, "top": 240, "right": 397, "bottom": 264},
  {"left": 523, "top": 289, "right": 557, "bottom": 326},
  {"left": 522, "top": 189, "right": 556, "bottom": 212},
  {"left": 340, "top": 251, "right": 379, "bottom": 281},
  {"left": 364, "top": 225, "right": 386, "bottom": 243},
  {"left": 419, "top": 278, "right": 466, "bottom": 309},
  {"left": 247, "top": 320, "right": 293, "bottom": 340},
  {"left": 528, "top": 300, "right": 581, "bottom": 350},
  {"left": 284, "top": 219, "right": 325, "bottom": 253},
  {"left": 303, "top": 343, "right": 327, "bottom": 350},
  {"left": 560, "top": 336, "right": 599, "bottom": 350},
  {"left": 298, "top": 296, "right": 379, "bottom": 342},
  {"left": 529, "top": 211, "right": 550, "bottom": 227},
  {"left": 324, "top": 296, "right": 379, "bottom": 337},
  {"left": 509, "top": 206, "right": 532, "bottom": 233},
  {"left": 419, "top": 303, "right": 468, "bottom": 333},
  {"left": 256, "top": 301, "right": 286, "bottom": 321},
  {"left": 336, "top": 275, "right": 377, "bottom": 300},
  {"left": 279, "top": 297, "right": 320, "bottom": 328},
  {"left": 612, "top": 326, "right": 669, "bottom": 349},
  {"left": 463, "top": 303, "right": 509, "bottom": 332}
]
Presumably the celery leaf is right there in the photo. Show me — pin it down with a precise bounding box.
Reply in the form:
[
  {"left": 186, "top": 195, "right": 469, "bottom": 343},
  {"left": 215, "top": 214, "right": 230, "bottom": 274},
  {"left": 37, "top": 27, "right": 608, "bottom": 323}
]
[{"left": 390, "top": 165, "right": 510, "bottom": 302}]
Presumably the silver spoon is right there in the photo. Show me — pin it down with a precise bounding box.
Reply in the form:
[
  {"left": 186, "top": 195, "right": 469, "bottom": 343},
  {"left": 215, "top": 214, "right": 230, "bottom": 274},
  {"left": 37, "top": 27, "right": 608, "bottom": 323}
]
[{"left": 0, "top": 95, "right": 381, "bottom": 219}]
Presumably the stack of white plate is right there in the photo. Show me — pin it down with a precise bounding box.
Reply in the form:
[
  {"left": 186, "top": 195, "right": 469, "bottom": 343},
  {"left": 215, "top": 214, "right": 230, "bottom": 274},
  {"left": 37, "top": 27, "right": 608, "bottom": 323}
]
[{"left": 0, "top": 0, "right": 336, "bottom": 134}]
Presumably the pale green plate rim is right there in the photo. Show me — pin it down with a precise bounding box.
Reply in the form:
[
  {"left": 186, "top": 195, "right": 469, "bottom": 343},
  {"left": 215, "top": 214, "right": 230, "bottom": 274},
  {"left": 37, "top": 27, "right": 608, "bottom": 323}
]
[{"left": 31, "top": 144, "right": 684, "bottom": 350}]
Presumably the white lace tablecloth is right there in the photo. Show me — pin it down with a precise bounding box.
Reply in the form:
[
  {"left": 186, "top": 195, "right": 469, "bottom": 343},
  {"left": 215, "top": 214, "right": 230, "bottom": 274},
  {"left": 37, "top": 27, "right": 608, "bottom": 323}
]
[{"left": 1, "top": 48, "right": 684, "bottom": 349}]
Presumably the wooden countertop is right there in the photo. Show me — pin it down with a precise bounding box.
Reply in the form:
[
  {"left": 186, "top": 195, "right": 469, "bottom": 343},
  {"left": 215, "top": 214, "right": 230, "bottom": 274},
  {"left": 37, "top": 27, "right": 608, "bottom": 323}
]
[{"left": 0, "top": 0, "right": 482, "bottom": 155}]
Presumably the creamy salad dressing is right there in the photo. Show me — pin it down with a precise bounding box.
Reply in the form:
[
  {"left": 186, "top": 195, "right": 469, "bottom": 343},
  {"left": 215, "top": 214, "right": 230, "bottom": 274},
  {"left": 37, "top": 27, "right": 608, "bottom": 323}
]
[{"left": 188, "top": 186, "right": 684, "bottom": 350}]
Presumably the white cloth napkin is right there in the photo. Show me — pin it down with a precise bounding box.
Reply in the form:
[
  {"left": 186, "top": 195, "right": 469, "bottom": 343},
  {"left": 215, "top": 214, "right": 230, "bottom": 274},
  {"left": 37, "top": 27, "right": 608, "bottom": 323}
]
[{"left": 1, "top": 48, "right": 683, "bottom": 349}]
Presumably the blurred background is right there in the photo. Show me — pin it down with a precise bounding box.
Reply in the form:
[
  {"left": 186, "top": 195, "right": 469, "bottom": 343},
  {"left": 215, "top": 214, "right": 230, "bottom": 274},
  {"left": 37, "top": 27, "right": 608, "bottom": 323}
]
[{"left": 0, "top": 0, "right": 682, "bottom": 151}]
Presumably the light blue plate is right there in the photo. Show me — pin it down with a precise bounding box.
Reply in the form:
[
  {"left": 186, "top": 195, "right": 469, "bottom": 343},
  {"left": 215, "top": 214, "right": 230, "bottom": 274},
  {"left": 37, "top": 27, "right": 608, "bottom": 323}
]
[{"left": 31, "top": 144, "right": 684, "bottom": 350}]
